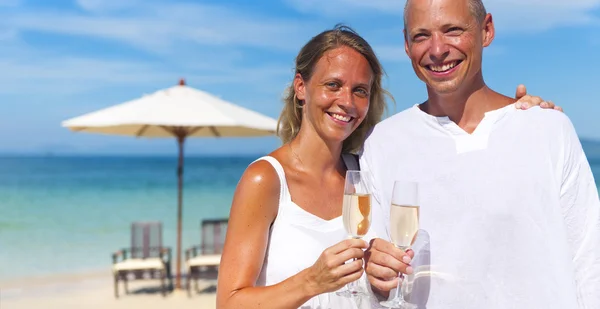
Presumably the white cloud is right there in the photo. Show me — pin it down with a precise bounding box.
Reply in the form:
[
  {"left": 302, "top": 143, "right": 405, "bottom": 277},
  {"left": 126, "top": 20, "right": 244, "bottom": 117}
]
[
  {"left": 0, "top": 50, "right": 291, "bottom": 96},
  {"left": 1, "top": 2, "right": 316, "bottom": 53},
  {"left": 0, "top": 57, "right": 166, "bottom": 95},
  {"left": 285, "top": 0, "right": 600, "bottom": 32},
  {"left": 484, "top": 0, "right": 600, "bottom": 32},
  {"left": 0, "top": 28, "right": 17, "bottom": 41},
  {"left": 0, "top": 26, "right": 293, "bottom": 97},
  {"left": 0, "top": 0, "right": 20, "bottom": 7},
  {"left": 4, "top": 13, "right": 173, "bottom": 51},
  {"left": 0, "top": 1, "right": 315, "bottom": 97},
  {"left": 74, "top": 0, "right": 142, "bottom": 12},
  {"left": 285, "top": 0, "right": 402, "bottom": 16}
]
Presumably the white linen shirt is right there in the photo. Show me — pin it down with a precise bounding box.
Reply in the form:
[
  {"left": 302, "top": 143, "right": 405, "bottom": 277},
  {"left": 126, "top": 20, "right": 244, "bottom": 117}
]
[{"left": 360, "top": 104, "right": 600, "bottom": 309}]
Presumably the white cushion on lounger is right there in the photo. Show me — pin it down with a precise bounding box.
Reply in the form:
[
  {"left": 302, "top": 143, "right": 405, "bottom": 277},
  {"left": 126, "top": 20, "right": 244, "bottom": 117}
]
[
  {"left": 186, "top": 254, "right": 221, "bottom": 268},
  {"left": 113, "top": 258, "right": 165, "bottom": 272}
]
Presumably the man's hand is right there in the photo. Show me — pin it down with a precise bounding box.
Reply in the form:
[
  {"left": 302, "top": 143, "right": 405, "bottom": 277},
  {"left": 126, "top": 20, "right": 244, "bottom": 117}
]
[{"left": 364, "top": 238, "right": 415, "bottom": 297}]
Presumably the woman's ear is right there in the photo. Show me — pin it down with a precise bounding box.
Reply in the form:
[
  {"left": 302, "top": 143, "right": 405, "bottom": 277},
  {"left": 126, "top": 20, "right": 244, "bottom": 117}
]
[{"left": 294, "top": 73, "right": 306, "bottom": 102}]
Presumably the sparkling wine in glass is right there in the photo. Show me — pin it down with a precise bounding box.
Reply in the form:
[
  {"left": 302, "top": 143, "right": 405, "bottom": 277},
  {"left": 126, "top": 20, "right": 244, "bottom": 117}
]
[
  {"left": 336, "top": 170, "right": 372, "bottom": 298},
  {"left": 380, "top": 181, "right": 420, "bottom": 309}
]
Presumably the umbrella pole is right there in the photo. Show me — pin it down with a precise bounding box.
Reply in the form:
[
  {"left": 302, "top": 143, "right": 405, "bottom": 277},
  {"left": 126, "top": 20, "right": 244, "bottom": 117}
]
[{"left": 176, "top": 135, "right": 185, "bottom": 290}]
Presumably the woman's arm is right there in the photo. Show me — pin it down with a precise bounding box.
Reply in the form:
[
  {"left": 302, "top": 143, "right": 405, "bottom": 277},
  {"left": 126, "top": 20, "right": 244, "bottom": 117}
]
[
  {"left": 514, "top": 84, "right": 563, "bottom": 111},
  {"left": 216, "top": 160, "right": 367, "bottom": 309}
]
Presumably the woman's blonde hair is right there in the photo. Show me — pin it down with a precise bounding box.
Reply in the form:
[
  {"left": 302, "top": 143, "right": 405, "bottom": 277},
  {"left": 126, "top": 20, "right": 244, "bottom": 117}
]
[{"left": 276, "top": 24, "right": 393, "bottom": 154}]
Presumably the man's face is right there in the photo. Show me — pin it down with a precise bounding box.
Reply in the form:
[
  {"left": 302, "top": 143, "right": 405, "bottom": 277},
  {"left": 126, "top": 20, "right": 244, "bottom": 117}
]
[{"left": 404, "top": 0, "right": 494, "bottom": 95}]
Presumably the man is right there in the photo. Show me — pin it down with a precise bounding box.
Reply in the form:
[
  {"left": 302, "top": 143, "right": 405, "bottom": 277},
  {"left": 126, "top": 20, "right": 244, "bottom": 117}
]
[{"left": 360, "top": 0, "right": 600, "bottom": 308}]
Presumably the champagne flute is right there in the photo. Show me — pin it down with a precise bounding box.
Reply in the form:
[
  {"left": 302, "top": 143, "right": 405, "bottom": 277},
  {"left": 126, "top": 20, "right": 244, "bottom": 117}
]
[
  {"left": 336, "top": 170, "right": 372, "bottom": 298},
  {"left": 380, "top": 181, "right": 420, "bottom": 308}
]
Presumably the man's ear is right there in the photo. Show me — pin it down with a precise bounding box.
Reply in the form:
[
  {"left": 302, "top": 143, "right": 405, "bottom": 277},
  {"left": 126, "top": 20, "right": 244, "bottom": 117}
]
[
  {"left": 404, "top": 29, "right": 411, "bottom": 57},
  {"left": 482, "top": 13, "right": 495, "bottom": 47}
]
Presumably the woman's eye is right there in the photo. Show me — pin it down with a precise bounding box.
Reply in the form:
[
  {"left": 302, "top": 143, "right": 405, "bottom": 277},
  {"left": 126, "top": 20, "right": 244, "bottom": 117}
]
[{"left": 355, "top": 88, "right": 369, "bottom": 97}]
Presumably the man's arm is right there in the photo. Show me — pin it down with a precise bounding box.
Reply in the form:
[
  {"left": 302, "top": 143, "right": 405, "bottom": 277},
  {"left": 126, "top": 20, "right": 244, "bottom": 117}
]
[{"left": 559, "top": 116, "right": 600, "bottom": 308}]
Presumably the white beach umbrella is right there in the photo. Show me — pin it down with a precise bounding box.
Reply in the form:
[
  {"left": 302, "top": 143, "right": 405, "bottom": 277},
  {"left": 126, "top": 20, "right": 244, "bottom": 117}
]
[{"left": 61, "top": 79, "right": 278, "bottom": 289}]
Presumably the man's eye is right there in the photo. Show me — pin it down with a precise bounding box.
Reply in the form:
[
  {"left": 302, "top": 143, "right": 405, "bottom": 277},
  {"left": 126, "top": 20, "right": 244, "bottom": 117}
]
[
  {"left": 413, "top": 33, "right": 427, "bottom": 41},
  {"left": 447, "top": 27, "right": 463, "bottom": 35}
]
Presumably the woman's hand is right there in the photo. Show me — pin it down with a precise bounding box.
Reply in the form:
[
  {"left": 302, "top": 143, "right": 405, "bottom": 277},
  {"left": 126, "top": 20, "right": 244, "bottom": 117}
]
[
  {"left": 303, "top": 238, "right": 368, "bottom": 296},
  {"left": 514, "top": 84, "right": 563, "bottom": 112}
]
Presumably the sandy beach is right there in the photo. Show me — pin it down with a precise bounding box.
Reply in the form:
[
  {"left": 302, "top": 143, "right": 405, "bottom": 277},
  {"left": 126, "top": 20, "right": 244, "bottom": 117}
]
[{"left": 0, "top": 270, "right": 216, "bottom": 309}]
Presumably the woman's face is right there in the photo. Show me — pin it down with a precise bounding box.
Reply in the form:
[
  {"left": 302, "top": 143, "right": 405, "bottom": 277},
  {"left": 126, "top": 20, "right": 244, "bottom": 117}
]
[{"left": 295, "top": 46, "right": 373, "bottom": 146}]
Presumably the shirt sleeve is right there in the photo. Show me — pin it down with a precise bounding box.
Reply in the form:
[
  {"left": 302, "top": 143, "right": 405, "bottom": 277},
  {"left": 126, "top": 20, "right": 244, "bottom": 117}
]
[{"left": 559, "top": 116, "right": 600, "bottom": 308}]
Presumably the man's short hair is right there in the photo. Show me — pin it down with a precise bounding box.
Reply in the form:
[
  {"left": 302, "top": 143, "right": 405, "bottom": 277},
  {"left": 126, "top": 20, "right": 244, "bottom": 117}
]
[{"left": 403, "top": 0, "right": 488, "bottom": 28}]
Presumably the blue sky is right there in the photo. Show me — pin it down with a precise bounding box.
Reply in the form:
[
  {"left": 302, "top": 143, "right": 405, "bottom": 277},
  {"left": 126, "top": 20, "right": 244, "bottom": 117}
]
[{"left": 1, "top": 0, "right": 599, "bottom": 155}]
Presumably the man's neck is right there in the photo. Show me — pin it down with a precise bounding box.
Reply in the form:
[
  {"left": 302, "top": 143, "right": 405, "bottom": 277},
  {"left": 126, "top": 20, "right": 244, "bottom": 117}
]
[{"left": 421, "top": 77, "right": 515, "bottom": 134}]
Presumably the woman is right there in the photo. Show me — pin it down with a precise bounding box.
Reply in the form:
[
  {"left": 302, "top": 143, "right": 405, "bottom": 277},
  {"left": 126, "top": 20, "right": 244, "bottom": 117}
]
[{"left": 216, "top": 25, "right": 557, "bottom": 309}]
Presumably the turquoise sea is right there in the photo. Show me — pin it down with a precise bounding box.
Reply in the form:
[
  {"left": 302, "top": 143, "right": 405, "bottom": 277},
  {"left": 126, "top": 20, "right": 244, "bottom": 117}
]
[
  {"left": 2, "top": 147, "right": 600, "bottom": 281},
  {"left": 0, "top": 155, "right": 257, "bottom": 280}
]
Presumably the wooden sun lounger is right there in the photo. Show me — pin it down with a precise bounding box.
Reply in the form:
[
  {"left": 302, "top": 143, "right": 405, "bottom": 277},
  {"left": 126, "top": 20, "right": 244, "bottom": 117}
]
[
  {"left": 111, "top": 221, "right": 172, "bottom": 298},
  {"left": 185, "top": 218, "right": 228, "bottom": 297}
]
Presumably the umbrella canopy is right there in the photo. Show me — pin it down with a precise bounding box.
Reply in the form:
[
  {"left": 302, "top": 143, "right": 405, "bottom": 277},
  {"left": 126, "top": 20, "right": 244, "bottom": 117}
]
[
  {"left": 62, "top": 79, "right": 278, "bottom": 289},
  {"left": 63, "top": 80, "right": 277, "bottom": 138}
]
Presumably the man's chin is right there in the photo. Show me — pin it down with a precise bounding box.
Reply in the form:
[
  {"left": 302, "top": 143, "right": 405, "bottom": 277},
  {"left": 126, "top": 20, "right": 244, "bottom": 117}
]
[{"left": 425, "top": 80, "right": 460, "bottom": 95}]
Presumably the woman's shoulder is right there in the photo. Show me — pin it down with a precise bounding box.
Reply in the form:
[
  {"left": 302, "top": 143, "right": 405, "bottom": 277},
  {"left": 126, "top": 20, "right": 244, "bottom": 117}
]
[
  {"left": 236, "top": 148, "right": 288, "bottom": 196},
  {"left": 229, "top": 154, "right": 285, "bottom": 220},
  {"left": 241, "top": 158, "right": 279, "bottom": 191}
]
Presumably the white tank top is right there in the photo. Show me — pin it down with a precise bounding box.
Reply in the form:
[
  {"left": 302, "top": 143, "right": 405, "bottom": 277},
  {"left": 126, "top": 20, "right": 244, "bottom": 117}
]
[{"left": 253, "top": 154, "right": 379, "bottom": 309}]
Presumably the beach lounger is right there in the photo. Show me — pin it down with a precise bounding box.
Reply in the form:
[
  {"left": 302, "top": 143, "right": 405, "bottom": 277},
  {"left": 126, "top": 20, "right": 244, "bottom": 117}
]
[
  {"left": 185, "top": 218, "right": 228, "bottom": 297},
  {"left": 111, "top": 221, "right": 172, "bottom": 298}
]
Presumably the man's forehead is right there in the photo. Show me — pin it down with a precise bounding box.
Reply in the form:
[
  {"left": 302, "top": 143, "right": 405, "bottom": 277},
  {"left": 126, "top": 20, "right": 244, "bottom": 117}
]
[
  {"left": 406, "top": 0, "right": 468, "bottom": 10},
  {"left": 405, "top": 0, "right": 472, "bottom": 27}
]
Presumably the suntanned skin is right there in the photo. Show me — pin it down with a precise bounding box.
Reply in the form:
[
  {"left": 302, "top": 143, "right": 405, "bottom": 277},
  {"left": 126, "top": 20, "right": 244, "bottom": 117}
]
[
  {"left": 217, "top": 14, "right": 562, "bottom": 305},
  {"left": 405, "top": 0, "right": 508, "bottom": 133},
  {"left": 216, "top": 46, "right": 414, "bottom": 309},
  {"left": 364, "top": 0, "right": 563, "bottom": 299}
]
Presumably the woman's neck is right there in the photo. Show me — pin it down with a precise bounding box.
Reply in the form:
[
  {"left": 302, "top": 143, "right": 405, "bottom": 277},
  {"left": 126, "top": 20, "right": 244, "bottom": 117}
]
[{"left": 288, "top": 130, "right": 345, "bottom": 175}]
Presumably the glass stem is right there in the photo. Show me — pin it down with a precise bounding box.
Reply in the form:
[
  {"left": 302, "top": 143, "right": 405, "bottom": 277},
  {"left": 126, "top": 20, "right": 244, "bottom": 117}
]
[
  {"left": 348, "top": 258, "right": 359, "bottom": 291},
  {"left": 394, "top": 272, "right": 402, "bottom": 301},
  {"left": 394, "top": 245, "right": 409, "bottom": 304}
]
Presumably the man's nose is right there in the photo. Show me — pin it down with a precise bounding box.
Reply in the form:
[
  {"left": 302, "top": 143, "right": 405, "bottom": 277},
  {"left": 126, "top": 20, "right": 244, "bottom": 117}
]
[{"left": 429, "top": 33, "right": 450, "bottom": 61}]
